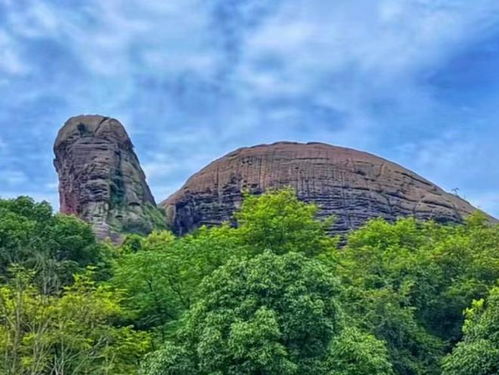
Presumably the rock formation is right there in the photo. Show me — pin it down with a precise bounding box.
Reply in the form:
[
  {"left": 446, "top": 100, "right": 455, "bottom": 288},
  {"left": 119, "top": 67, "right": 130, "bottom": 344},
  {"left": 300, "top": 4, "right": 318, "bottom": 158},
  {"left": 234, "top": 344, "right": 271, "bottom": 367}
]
[
  {"left": 54, "top": 116, "right": 494, "bottom": 240},
  {"left": 54, "top": 115, "right": 164, "bottom": 241},
  {"left": 162, "top": 142, "right": 487, "bottom": 235}
]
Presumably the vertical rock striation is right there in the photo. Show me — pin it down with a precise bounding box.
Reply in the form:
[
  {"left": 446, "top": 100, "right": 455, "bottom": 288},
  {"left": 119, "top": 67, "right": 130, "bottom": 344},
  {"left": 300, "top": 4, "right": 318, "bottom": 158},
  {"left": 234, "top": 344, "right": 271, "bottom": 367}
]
[
  {"left": 54, "top": 115, "right": 164, "bottom": 241},
  {"left": 161, "top": 142, "right": 492, "bottom": 235}
]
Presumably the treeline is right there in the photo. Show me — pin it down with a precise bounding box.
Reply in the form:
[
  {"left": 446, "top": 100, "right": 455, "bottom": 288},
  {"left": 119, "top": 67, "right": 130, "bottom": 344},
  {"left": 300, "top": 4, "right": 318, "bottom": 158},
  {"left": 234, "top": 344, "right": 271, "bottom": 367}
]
[{"left": 0, "top": 190, "right": 498, "bottom": 374}]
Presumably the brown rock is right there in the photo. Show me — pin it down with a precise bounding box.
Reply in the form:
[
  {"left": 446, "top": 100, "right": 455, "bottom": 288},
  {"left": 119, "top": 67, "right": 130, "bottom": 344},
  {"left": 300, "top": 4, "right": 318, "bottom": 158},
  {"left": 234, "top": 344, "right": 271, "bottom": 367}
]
[
  {"left": 161, "top": 141, "right": 491, "bottom": 235},
  {"left": 54, "top": 115, "right": 164, "bottom": 241}
]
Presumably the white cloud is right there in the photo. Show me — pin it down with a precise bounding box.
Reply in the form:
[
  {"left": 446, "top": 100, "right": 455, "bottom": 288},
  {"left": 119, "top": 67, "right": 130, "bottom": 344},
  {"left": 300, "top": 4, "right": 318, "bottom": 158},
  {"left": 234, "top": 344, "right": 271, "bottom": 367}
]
[
  {"left": 0, "top": 30, "right": 30, "bottom": 75},
  {"left": 399, "top": 133, "right": 476, "bottom": 173},
  {"left": 237, "top": 0, "right": 498, "bottom": 104},
  {"left": 1, "top": 0, "right": 217, "bottom": 78},
  {"left": 66, "top": 0, "right": 215, "bottom": 77},
  {"left": 0, "top": 170, "right": 28, "bottom": 186},
  {"left": 7, "top": 2, "right": 59, "bottom": 38},
  {"left": 0, "top": 0, "right": 499, "bottom": 217}
]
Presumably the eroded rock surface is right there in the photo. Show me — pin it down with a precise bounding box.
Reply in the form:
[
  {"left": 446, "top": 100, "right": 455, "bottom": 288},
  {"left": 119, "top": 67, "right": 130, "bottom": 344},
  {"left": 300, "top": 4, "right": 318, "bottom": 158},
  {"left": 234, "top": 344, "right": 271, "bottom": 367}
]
[
  {"left": 54, "top": 115, "right": 164, "bottom": 241},
  {"left": 162, "top": 142, "right": 487, "bottom": 235}
]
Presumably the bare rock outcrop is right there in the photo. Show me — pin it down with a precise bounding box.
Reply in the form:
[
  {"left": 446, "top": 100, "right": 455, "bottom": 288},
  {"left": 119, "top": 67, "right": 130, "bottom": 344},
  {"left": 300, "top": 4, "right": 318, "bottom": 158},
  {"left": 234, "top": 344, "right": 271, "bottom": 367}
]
[
  {"left": 161, "top": 142, "right": 488, "bottom": 235},
  {"left": 54, "top": 115, "right": 164, "bottom": 241}
]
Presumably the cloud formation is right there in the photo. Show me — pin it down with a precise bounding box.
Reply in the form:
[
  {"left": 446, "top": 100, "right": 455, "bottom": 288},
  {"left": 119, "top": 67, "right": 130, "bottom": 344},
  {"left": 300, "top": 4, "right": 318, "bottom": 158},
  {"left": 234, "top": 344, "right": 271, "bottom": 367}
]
[{"left": 0, "top": 0, "right": 498, "bottom": 216}]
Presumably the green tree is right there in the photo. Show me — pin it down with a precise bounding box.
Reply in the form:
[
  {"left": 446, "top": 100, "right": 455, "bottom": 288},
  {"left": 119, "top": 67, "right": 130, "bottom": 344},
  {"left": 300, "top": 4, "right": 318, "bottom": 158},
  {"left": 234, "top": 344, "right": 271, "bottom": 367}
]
[
  {"left": 113, "top": 189, "right": 338, "bottom": 341},
  {"left": 0, "top": 196, "right": 111, "bottom": 289},
  {"left": 325, "top": 327, "right": 394, "bottom": 375},
  {"left": 235, "top": 188, "right": 337, "bottom": 256},
  {"left": 442, "top": 287, "right": 499, "bottom": 375},
  {"left": 0, "top": 267, "right": 150, "bottom": 375},
  {"left": 112, "top": 226, "right": 243, "bottom": 341},
  {"left": 339, "top": 218, "right": 444, "bottom": 374},
  {"left": 142, "top": 251, "right": 391, "bottom": 375},
  {"left": 338, "top": 215, "right": 499, "bottom": 375}
]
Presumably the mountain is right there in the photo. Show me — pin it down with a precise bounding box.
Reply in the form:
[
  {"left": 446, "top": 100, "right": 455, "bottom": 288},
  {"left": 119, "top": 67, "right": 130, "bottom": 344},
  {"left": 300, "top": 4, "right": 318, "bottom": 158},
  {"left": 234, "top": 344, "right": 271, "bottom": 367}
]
[
  {"left": 54, "top": 115, "right": 164, "bottom": 241},
  {"left": 161, "top": 142, "right": 486, "bottom": 235},
  {"left": 54, "top": 116, "right": 492, "bottom": 239}
]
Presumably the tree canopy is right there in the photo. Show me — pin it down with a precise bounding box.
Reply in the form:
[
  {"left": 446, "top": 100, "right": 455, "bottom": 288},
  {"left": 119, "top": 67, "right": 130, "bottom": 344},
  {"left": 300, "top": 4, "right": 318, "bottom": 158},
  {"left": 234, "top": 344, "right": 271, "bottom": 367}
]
[
  {"left": 0, "top": 191, "right": 498, "bottom": 375},
  {"left": 442, "top": 287, "right": 499, "bottom": 375},
  {"left": 0, "top": 196, "right": 111, "bottom": 288},
  {"left": 141, "top": 251, "right": 393, "bottom": 375}
]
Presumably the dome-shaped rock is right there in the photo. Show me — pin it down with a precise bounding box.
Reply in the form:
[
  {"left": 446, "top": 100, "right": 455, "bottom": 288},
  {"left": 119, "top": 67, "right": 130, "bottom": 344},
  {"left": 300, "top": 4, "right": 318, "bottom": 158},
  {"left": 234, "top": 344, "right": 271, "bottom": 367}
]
[{"left": 161, "top": 142, "right": 488, "bottom": 235}]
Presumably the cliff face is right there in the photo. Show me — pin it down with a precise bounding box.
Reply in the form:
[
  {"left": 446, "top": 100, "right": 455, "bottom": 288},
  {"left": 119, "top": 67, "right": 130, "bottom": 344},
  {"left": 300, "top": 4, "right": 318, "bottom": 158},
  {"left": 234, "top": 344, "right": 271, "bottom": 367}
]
[
  {"left": 54, "top": 115, "right": 164, "bottom": 241},
  {"left": 54, "top": 116, "right": 492, "bottom": 240},
  {"left": 161, "top": 142, "right": 483, "bottom": 235}
]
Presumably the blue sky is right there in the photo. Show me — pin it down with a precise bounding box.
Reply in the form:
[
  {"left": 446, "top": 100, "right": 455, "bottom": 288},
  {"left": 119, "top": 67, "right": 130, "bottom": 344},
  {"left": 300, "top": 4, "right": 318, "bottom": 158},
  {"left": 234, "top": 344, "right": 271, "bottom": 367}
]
[{"left": 0, "top": 0, "right": 499, "bottom": 217}]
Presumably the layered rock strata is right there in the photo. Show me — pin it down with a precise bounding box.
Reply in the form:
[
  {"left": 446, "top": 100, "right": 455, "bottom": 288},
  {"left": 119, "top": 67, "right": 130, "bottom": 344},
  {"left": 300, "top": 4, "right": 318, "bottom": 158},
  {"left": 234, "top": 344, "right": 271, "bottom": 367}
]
[
  {"left": 54, "top": 115, "right": 164, "bottom": 241},
  {"left": 162, "top": 142, "right": 485, "bottom": 235}
]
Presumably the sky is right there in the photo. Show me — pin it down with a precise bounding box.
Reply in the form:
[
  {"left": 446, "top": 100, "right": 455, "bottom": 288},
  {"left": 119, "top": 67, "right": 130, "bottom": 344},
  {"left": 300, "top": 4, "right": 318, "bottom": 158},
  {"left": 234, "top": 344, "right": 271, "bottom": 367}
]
[{"left": 0, "top": 0, "right": 499, "bottom": 217}]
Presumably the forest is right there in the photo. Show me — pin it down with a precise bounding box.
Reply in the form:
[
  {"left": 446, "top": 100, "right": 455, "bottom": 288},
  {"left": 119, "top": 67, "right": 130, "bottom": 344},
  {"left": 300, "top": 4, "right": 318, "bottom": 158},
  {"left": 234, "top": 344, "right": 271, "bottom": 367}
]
[{"left": 0, "top": 189, "right": 498, "bottom": 375}]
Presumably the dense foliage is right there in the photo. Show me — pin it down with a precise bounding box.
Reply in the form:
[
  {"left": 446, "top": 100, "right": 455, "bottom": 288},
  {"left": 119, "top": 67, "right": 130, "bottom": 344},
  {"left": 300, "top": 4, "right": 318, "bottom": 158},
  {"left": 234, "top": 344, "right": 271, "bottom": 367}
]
[
  {"left": 0, "top": 197, "right": 147, "bottom": 374},
  {"left": 0, "top": 268, "right": 150, "bottom": 374},
  {"left": 442, "top": 286, "right": 499, "bottom": 374},
  {"left": 0, "top": 196, "right": 111, "bottom": 288},
  {"left": 141, "top": 252, "right": 346, "bottom": 375},
  {"left": 0, "top": 191, "right": 497, "bottom": 374}
]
